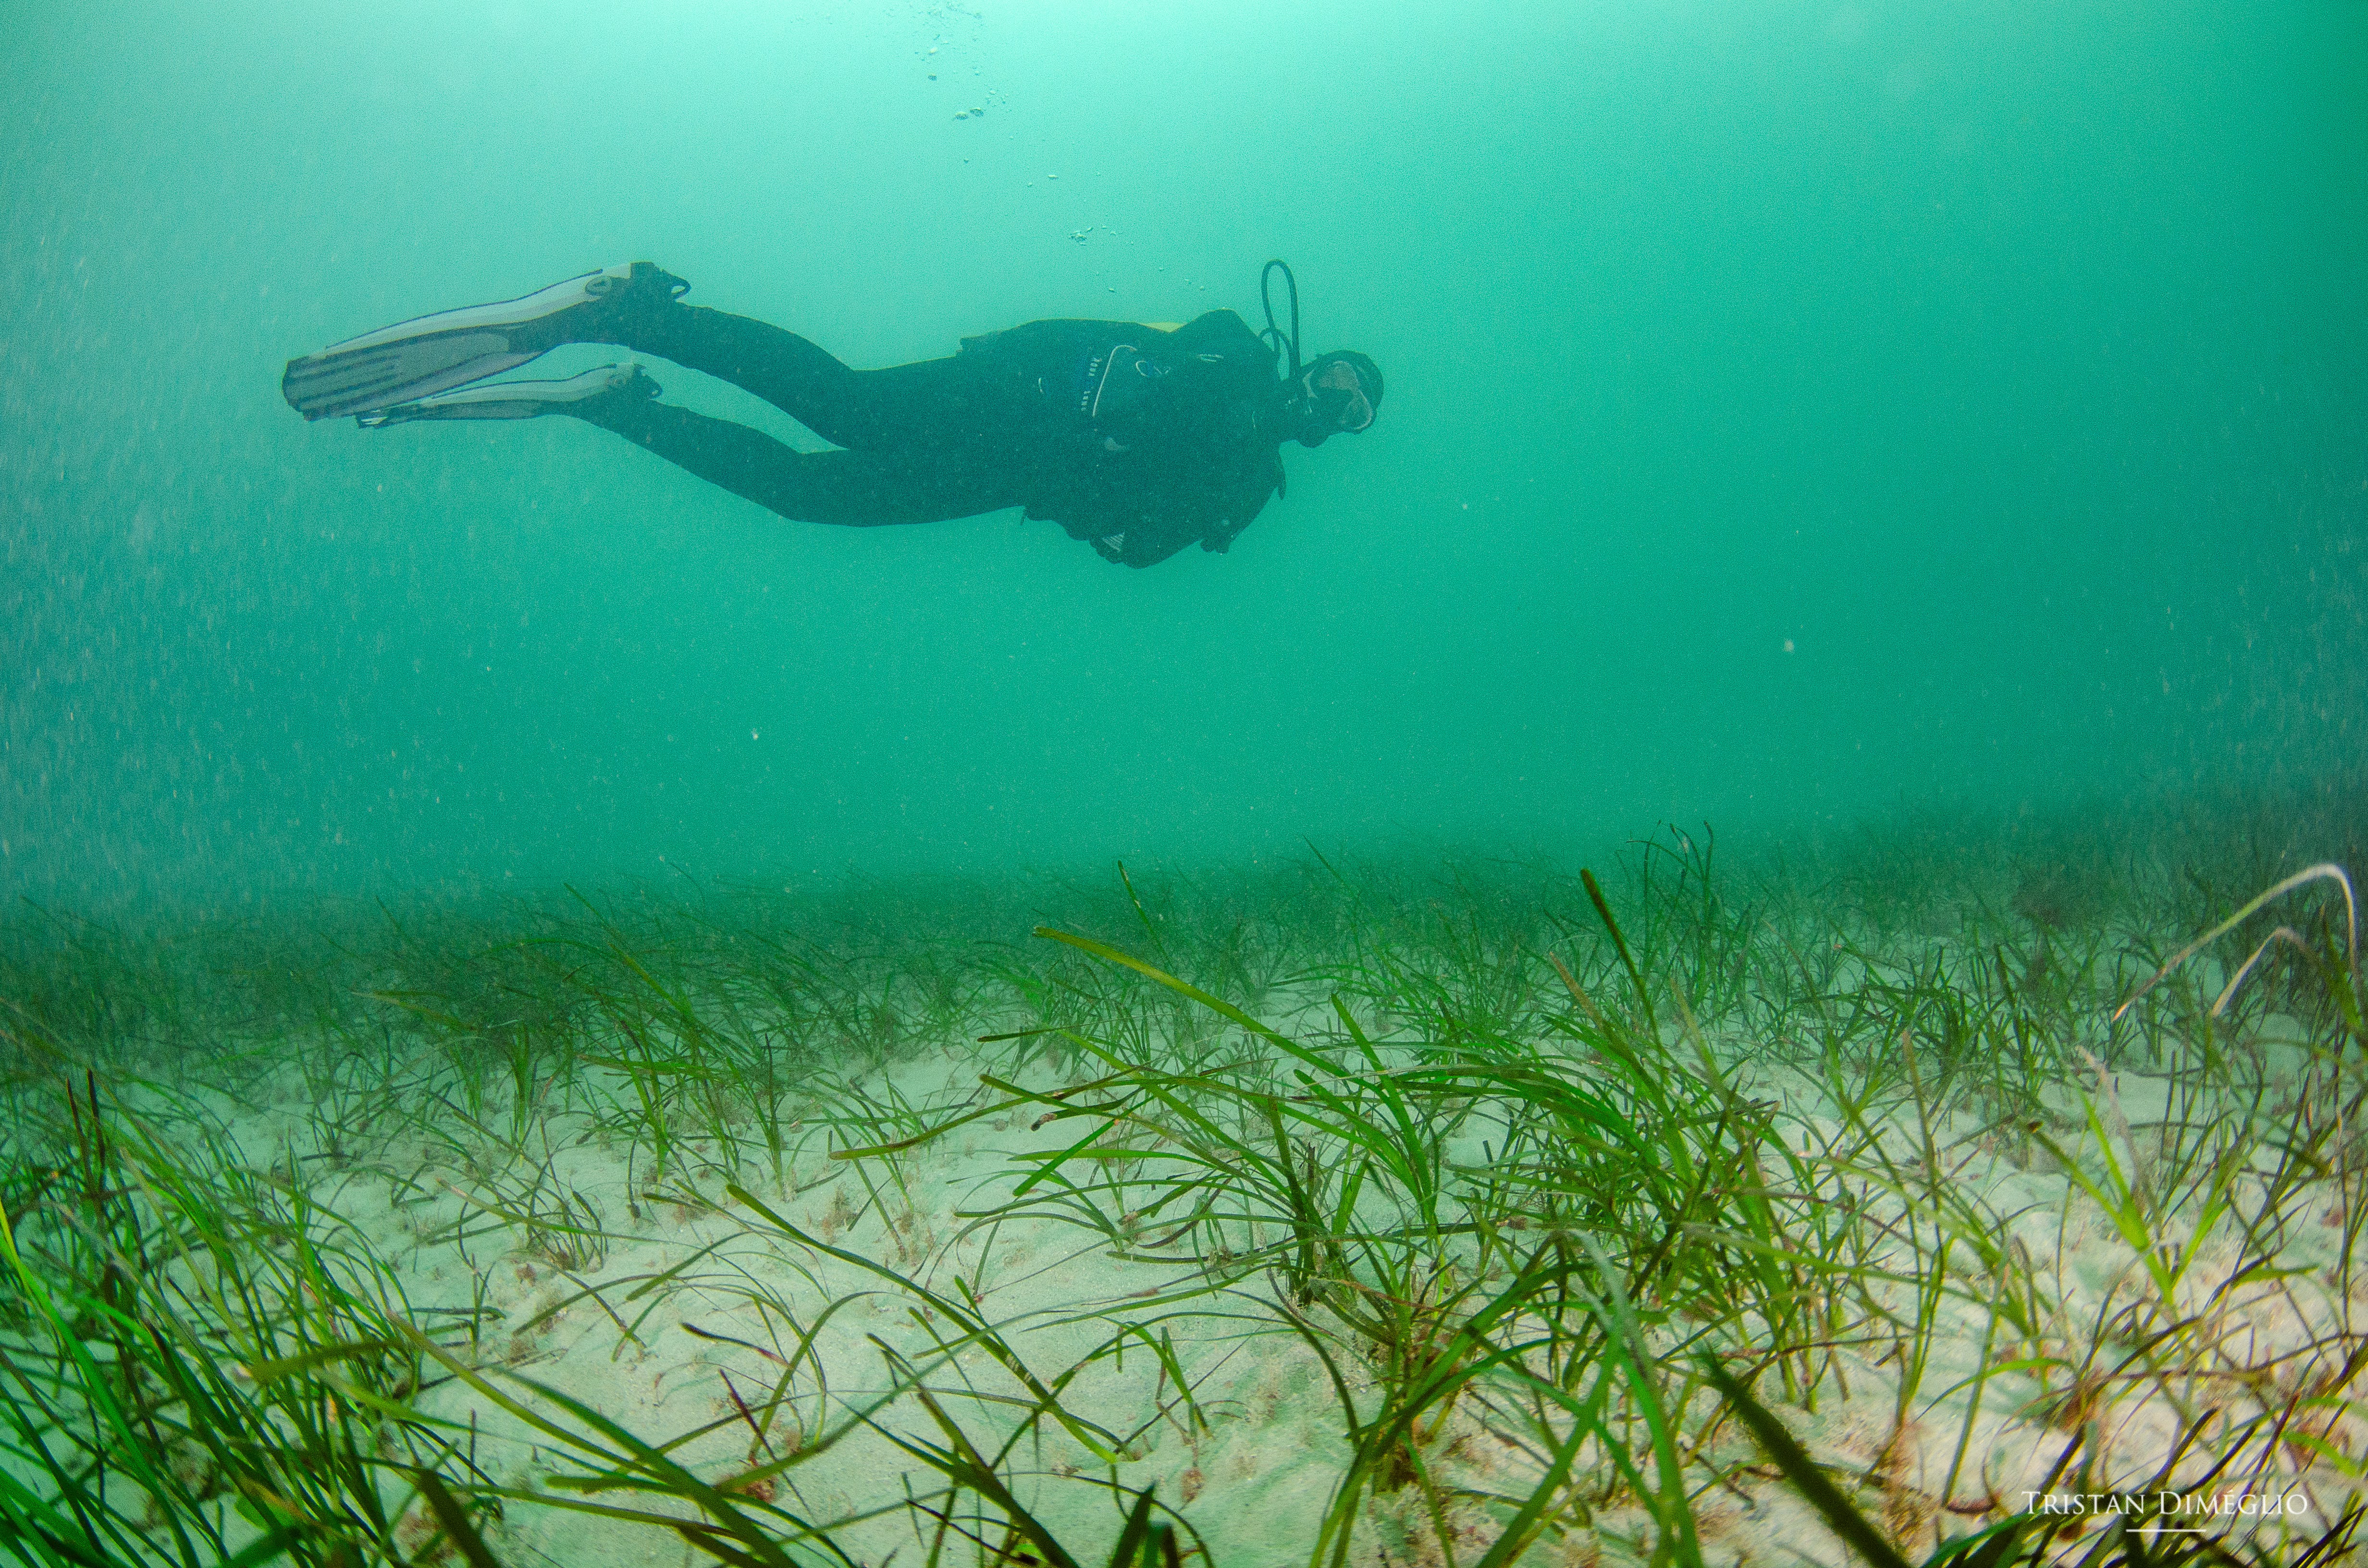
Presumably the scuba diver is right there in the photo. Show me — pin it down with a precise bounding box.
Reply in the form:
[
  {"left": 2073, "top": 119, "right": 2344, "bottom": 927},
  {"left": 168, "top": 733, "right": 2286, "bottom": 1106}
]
[{"left": 281, "top": 261, "right": 1381, "bottom": 568}]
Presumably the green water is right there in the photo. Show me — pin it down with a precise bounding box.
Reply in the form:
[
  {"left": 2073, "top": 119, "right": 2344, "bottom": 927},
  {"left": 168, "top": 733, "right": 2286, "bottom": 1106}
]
[{"left": 3, "top": 0, "right": 2363, "bottom": 909}]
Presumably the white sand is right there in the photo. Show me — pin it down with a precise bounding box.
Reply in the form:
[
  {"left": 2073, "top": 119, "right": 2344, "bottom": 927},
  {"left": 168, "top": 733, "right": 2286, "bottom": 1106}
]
[{"left": 155, "top": 1000, "right": 2367, "bottom": 1568}]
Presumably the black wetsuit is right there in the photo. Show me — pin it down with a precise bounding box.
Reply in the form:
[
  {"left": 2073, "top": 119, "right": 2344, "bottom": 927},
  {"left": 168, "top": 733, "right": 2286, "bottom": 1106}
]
[{"left": 580, "top": 302, "right": 1289, "bottom": 567}]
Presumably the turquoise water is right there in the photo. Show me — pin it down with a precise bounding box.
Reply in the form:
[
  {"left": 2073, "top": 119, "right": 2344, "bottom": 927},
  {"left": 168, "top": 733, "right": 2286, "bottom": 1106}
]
[{"left": 3, "top": 0, "right": 2363, "bottom": 909}]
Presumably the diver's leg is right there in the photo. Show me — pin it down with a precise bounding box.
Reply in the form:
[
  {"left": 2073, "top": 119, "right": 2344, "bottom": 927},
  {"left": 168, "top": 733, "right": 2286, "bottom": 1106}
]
[
  {"left": 606, "top": 306, "right": 997, "bottom": 451},
  {"left": 571, "top": 392, "right": 1019, "bottom": 527}
]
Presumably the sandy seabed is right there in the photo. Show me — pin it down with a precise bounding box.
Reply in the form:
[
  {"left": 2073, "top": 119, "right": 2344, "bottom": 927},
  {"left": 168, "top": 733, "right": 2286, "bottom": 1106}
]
[{"left": 4, "top": 836, "right": 2365, "bottom": 1567}]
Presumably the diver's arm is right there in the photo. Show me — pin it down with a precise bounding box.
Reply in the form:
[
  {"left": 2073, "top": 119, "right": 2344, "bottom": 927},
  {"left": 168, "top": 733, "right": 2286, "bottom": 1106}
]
[
  {"left": 1195, "top": 452, "right": 1284, "bottom": 555},
  {"left": 1091, "top": 461, "right": 1276, "bottom": 567}
]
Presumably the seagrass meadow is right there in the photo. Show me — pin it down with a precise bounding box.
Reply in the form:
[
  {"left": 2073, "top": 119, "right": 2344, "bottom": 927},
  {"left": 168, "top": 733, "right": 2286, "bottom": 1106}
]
[
  {"left": 5, "top": 789, "right": 2368, "bottom": 1568},
  {"left": 7, "top": 1, "right": 2368, "bottom": 1566}
]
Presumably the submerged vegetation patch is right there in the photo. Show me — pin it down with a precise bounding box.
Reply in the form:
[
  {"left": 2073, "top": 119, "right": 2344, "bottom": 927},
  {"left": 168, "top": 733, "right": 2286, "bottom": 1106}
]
[{"left": 2, "top": 794, "right": 2367, "bottom": 1567}]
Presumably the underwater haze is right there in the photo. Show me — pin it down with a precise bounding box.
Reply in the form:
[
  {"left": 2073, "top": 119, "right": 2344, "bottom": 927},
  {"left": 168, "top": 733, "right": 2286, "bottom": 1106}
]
[{"left": 3, "top": 0, "right": 2365, "bottom": 907}]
